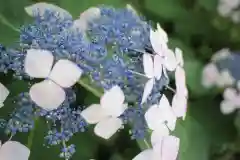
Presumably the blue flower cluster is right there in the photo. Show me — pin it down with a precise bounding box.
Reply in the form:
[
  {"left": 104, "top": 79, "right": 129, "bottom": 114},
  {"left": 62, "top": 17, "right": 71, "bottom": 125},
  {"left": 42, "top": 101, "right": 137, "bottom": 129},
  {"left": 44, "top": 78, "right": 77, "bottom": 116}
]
[{"left": 0, "top": 5, "right": 170, "bottom": 158}]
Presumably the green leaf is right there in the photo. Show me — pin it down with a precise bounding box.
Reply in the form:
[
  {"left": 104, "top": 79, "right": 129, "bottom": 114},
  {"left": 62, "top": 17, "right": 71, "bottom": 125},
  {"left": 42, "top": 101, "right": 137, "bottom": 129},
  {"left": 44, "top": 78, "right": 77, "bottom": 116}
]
[
  {"left": 145, "top": 0, "right": 188, "bottom": 20},
  {"left": 184, "top": 59, "right": 214, "bottom": 97},
  {"left": 177, "top": 116, "right": 211, "bottom": 160},
  {"left": 197, "top": 0, "right": 218, "bottom": 11}
]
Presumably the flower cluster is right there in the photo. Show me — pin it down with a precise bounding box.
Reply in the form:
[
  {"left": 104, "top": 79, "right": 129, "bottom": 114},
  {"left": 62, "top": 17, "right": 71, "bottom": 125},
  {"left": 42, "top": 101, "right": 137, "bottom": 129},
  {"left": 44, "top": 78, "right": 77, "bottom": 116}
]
[
  {"left": 217, "top": 0, "right": 240, "bottom": 23},
  {"left": 0, "top": 2, "right": 189, "bottom": 160},
  {"left": 202, "top": 48, "right": 240, "bottom": 114}
]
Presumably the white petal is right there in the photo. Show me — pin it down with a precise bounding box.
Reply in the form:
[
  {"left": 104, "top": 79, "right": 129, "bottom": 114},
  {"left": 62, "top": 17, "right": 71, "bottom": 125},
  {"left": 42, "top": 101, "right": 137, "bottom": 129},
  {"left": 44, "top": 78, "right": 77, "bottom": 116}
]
[
  {"left": 172, "top": 94, "right": 188, "bottom": 120},
  {"left": 29, "top": 80, "right": 65, "bottom": 110},
  {"left": 158, "top": 95, "right": 177, "bottom": 131},
  {"left": 151, "top": 125, "right": 170, "bottom": 146},
  {"left": 0, "top": 83, "right": 9, "bottom": 105},
  {"left": 220, "top": 100, "right": 236, "bottom": 114},
  {"left": 132, "top": 149, "right": 153, "bottom": 160},
  {"left": 175, "top": 48, "right": 184, "bottom": 67},
  {"left": 163, "top": 49, "right": 177, "bottom": 71},
  {"left": 141, "top": 79, "right": 154, "bottom": 104},
  {"left": 201, "top": 63, "right": 220, "bottom": 88},
  {"left": 24, "top": 49, "right": 53, "bottom": 78},
  {"left": 0, "top": 141, "right": 30, "bottom": 160},
  {"left": 156, "top": 23, "right": 168, "bottom": 43},
  {"left": 94, "top": 117, "right": 123, "bottom": 139},
  {"left": 219, "top": 70, "right": 235, "bottom": 87},
  {"left": 25, "top": 2, "right": 71, "bottom": 18},
  {"left": 100, "top": 86, "right": 126, "bottom": 117},
  {"left": 159, "top": 94, "right": 170, "bottom": 107},
  {"left": 175, "top": 66, "right": 188, "bottom": 97},
  {"left": 153, "top": 136, "right": 180, "bottom": 160},
  {"left": 73, "top": 7, "right": 100, "bottom": 32},
  {"left": 49, "top": 60, "right": 83, "bottom": 88},
  {"left": 150, "top": 28, "right": 167, "bottom": 56},
  {"left": 153, "top": 55, "right": 163, "bottom": 80},
  {"left": 81, "top": 104, "right": 108, "bottom": 124},
  {"left": 223, "top": 88, "right": 237, "bottom": 101},
  {"left": 143, "top": 54, "right": 154, "bottom": 78},
  {"left": 144, "top": 104, "right": 164, "bottom": 130}
]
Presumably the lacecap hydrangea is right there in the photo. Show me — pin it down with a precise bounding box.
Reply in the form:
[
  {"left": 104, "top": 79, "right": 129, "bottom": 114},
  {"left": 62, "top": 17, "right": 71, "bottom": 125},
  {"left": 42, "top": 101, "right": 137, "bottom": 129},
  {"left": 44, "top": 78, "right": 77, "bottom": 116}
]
[{"left": 0, "top": 3, "right": 188, "bottom": 160}]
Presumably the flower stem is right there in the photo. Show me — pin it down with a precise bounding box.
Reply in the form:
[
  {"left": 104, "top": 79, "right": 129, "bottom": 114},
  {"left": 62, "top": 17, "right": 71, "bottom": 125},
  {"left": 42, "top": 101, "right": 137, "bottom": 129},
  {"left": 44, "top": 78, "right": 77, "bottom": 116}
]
[
  {"left": 27, "top": 118, "right": 39, "bottom": 149},
  {"left": 0, "top": 14, "right": 20, "bottom": 32}
]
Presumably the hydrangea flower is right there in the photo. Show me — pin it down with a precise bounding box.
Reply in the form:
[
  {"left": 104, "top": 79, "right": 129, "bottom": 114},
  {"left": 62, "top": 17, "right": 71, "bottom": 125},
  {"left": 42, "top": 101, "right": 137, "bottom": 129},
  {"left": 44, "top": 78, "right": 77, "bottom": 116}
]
[
  {"left": 0, "top": 2, "right": 189, "bottom": 159},
  {"left": 81, "top": 85, "right": 127, "bottom": 139},
  {"left": 202, "top": 48, "right": 240, "bottom": 115},
  {"left": 0, "top": 141, "right": 30, "bottom": 160},
  {"left": 202, "top": 49, "right": 236, "bottom": 88},
  {"left": 24, "top": 49, "right": 82, "bottom": 110}
]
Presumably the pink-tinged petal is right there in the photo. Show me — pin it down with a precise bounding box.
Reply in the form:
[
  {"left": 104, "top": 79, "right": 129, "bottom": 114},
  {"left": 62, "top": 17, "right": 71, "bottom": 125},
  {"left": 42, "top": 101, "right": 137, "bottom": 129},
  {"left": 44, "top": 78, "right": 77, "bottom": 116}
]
[
  {"left": 201, "top": 63, "right": 220, "bottom": 88},
  {"left": 163, "top": 49, "right": 177, "bottom": 71},
  {"left": 80, "top": 104, "right": 108, "bottom": 124},
  {"left": 29, "top": 80, "right": 65, "bottom": 111},
  {"left": 172, "top": 93, "right": 188, "bottom": 120},
  {"left": 150, "top": 29, "right": 167, "bottom": 56},
  {"left": 0, "top": 141, "right": 30, "bottom": 160},
  {"left": 144, "top": 104, "right": 163, "bottom": 130},
  {"left": 24, "top": 49, "right": 53, "bottom": 78},
  {"left": 143, "top": 54, "right": 154, "bottom": 78},
  {"left": 94, "top": 117, "right": 123, "bottom": 139},
  {"left": 153, "top": 55, "right": 163, "bottom": 80},
  {"left": 132, "top": 149, "right": 153, "bottom": 160},
  {"left": 175, "top": 66, "right": 188, "bottom": 97},
  {"left": 100, "top": 86, "right": 126, "bottom": 117},
  {"left": 159, "top": 136, "right": 180, "bottom": 160},
  {"left": 141, "top": 79, "right": 154, "bottom": 104},
  {"left": 175, "top": 48, "right": 184, "bottom": 67},
  {"left": 48, "top": 59, "right": 83, "bottom": 88},
  {"left": 151, "top": 125, "right": 169, "bottom": 146}
]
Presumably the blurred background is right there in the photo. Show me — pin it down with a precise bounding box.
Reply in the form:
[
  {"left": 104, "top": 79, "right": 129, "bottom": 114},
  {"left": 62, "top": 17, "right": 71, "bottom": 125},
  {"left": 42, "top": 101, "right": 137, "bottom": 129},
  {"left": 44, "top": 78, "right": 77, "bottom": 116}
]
[{"left": 1, "top": 0, "right": 240, "bottom": 159}]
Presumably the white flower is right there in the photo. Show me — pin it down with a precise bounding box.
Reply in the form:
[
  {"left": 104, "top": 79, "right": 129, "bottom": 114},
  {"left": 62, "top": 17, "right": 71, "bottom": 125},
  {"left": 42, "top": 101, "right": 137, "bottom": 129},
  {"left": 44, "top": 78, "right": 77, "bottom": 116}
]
[
  {"left": 141, "top": 54, "right": 163, "bottom": 104},
  {"left": 24, "top": 49, "right": 82, "bottom": 111},
  {"left": 132, "top": 135, "right": 180, "bottom": 160},
  {"left": 220, "top": 87, "right": 240, "bottom": 114},
  {"left": 171, "top": 48, "right": 188, "bottom": 120},
  {"left": 0, "top": 141, "right": 30, "bottom": 160},
  {"left": 150, "top": 24, "right": 178, "bottom": 72},
  {"left": 201, "top": 63, "right": 220, "bottom": 88},
  {"left": 0, "top": 83, "right": 9, "bottom": 108},
  {"left": 81, "top": 86, "right": 127, "bottom": 139},
  {"left": 25, "top": 2, "right": 71, "bottom": 18},
  {"left": 145, "top": 94, "right": 177, "bottom": 144}
]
